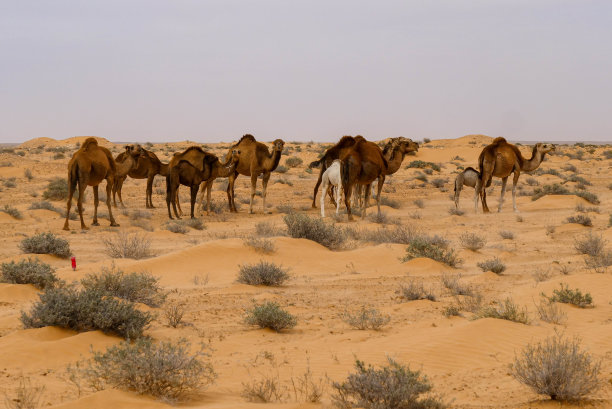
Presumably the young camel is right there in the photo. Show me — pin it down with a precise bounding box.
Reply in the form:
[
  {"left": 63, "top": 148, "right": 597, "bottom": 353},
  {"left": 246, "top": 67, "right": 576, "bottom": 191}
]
[
  {"left": 196, "top": 149, "right": 241, "bottom": 215},
  {"left": 475, "top": 137, "right": 555, "bottom": 213},
  {"left": 166, "top": 146, "right": 218, "bottom": 219},
  {"left": 320, "top": 159, "right": 344, "bottom": 218},
  {"left": 309, "top": 135, "right": 362, "bottom": 208},
  {"left": 113, "top": 146, "right": 169, "bottom": 208},
  {"left": 453, "top": 167, "right": 480, "bottom": 208},
  {"left": 63, "top": 138, "right": 123, "bottom": 230},
  {"left": 225, "top": 135, "right": 285, "bottom": 214},
  {"left": 340, "top": 138, "right": 387, "bottom": 221}
]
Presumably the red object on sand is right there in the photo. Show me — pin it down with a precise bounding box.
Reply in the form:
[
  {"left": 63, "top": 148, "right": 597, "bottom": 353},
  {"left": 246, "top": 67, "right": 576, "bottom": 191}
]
[{"left": 71, "top": 256, "right": 76, "bottom": 271}]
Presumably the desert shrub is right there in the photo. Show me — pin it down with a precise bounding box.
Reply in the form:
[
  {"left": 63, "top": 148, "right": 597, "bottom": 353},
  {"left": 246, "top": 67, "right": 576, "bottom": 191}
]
[
  {"left": 4, "top": 376, "right": 44, "bottom": 409},
  {"left": 237, "top": 261, "right": 289, "bottom": 286},
  {"left": 442, "top": 305, "right": 461, "bottom": 317},
  {"left": 244, "top": 301, "right": 297, "bottom": 332},
  {"left": 574, "top": 190, "right": 599, "bottom": 204},
  {"left": 284, "top": 213, "right": 344, "bottom": 249},
  {"left": 2, "top": 204, "right": 23, "bottom": 219},
  {"left": 53, "top": 152, "right": 65, "bottom": 160},
  {"left": 565, "top": 214, "right": 592, "bottom": 226},
  {"left": 166, "top": 221, "right": 189, "bottom": 234},
  {"left": 360, "top": 225, "right": 418, "bottom": 245},
  {"left": 182, "top": 218, "right": 205, "bottom": 230},
  {"left": 29, "top": 200, "right": 59, "bottom": 212},
  {"left": 0, "top": 257, "right": 59, "bottom": 289},
  {"left": 255, "top": 221, "right": 281, "bottom": 237},
  {"left": 43, "top": 177, "right": 68, "bottom": 200},
  {"left": 406, "top": 160, "right": 440, "bottom": 172},
  {"left": 164, "top": 304, "right": 186, "bottom": 328},
  {"left": 584, "top": 250, "right": 612, "bottom": 273},
  {"left": 565, "top": 175, "right": 591, "bottom": 186},
  {"left": 81, "top": 266, "right": 165, "bottom": 307},
  {"left": 512, "top": 333, "right": 601, "bottom": 401},
  {"left": 102, "top": 232, "right": 152, "bottom": 259},
  {"left": 244, "top": 237, "right": 276, "bottom": 254},
  {"left": 130, "top": 219, "right": 154, "bottom": 231},
  {"left": 340, "top": 306, "right": 390, "bottom": 331},
  {"left": 574, "top": 232, "right": 605, "bottom": 257},
  {"left": 476, "top": 298, "right": 529, "bottom": 324},
  {"left": 414, "top": 173, "right": 428, "bottom": 183},
  {"left": 531, "top": 184, "right": 569, "bottom": 201},
  {"left": 20, "top": 232, "right": 71, "bottom": 258},
  {"left": 399, "top": 279, "right": 436, "bottom": 301},
  {"left": 3, "top": 177, "right": 17, "bottom": 188},
  {"left": 499, "top": 230, "right": 515, "bottom": 240},
  {"left": 477, "top": 257, "right": 506, "bottom": 274},
  {"left": 81, "top": 338, "right": 215, "bottom": 401},
  {"left": 604, "top": 150, "right": 612, "bottom": 159},
  {"left": 403, "top": 236, "right": 461, "bottom": 267},
  {"left": 563, "top": 164, "right": 577, "bottom": 172},
  {"left": 332, "top": 358, "right": 445, "bottom": 409},
  {"left": 440, "top": 273, "right": 473, "bottom": 297},
  {"left": 448, "top": 207, "right": 464, "bottom": 216},
  {"left": 525, "top": 177, "right": 539, "bottom": 186},
  {"left": 285, "top": 156, "right": 303, "bottom": 168},
  {"left": 430, "top": 178, "right": 446, "bottom": 188},
  {"left": 535, "top": 299, "right": 567, "bottom": 324},
  {"left": 368, "top": 212, "right": 391, "bottom": 224},
  {"left": 379, "top": 196, "right": 401, "bottom": 209},
  {"left": 413, "top": 199, "right": 424, "bottom": 209},
  {"left": 275, "top": 165, "right": 288, "bottom": 173},
  {"left": 545, "top": 284, "right": 593, "bottom": 308},
  {"left": 459, "top": 232, "right": 486, "bottom": 251},
  {"left": 21, "top": 286, "right": 152, "bottom": 339}
]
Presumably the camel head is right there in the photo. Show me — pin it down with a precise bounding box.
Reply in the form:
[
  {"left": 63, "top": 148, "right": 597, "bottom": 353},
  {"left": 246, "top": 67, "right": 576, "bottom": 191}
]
[
  {"left": 397, "top": 137, "right": 419, "bottom": 153},
  {"left": 272, "top": 139, "right": 285, "bottom": 152},
  {"left": 124, "top": 144, "right": 143, "bottom": 158},
  {"left": 230, "top": 149, "right": 240, "bottom": 164},
  {"left": 535, "top": 143, "right": 555, "bottom": 155}
]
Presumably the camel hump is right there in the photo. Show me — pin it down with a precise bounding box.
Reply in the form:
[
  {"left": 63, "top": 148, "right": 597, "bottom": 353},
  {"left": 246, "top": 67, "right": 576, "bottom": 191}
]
[
  {"left": 182, "top": 146, "right": 206, "bottom": 154},
  {"left": 204, "top": 153, "right": 219, "bottom": 165},
  {"left": 492, "top": 137, "right": 507, "bottom": 145},
  {"left": 336, "top": 136, "right": 356, "bottom": 149},
  {"left": 238, "top": 134, "right": 256, "bottom": 144},
  {"left": 464, "top": 166, "right": 479, "bottom": 174},
  {"left": 100, "top": 147, "right": 116, "bottom": 173},
  {"left": 81, "top": 137, "right": 99, "bottom": 150}
]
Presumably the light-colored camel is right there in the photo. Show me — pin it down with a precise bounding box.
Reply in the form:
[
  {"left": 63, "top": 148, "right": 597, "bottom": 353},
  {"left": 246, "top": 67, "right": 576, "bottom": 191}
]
[
  {"left": 166, "top": 146, "right": 218, "bottom": 219},
  {"left": 453, "top": 167, "right": 479, "bottom": 208},
  {"left": 320, "top": 159, "right": 344, "bottom": 218},
  {"left": 309, "top": 135, "right": 361, "bottom": 208},
  {"left": 475, "top": 137, "right": 555, "bottom": 213},
  {"left": 113, "top": 146, "right": 169, "bottom": 208},
  {"left": 196, "top": 149, "right": 241, "bottom": 214},
  {"left": 63, "top": 138, "right": 122, "bottom": 230},
  {"left": 340, "top": 137, "right": 387, "bottom": 220},
  {"left": 225, "top": 135, "right": 285, "bottom": 214}
]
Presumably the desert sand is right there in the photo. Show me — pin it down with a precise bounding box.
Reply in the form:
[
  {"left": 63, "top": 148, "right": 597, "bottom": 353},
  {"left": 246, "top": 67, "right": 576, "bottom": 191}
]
[{"left": 0, "top": 134, "right": 611, "bottom": 408}]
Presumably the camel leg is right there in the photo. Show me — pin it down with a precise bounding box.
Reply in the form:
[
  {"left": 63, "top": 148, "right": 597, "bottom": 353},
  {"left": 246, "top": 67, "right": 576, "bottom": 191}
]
[
  {"left": 76, "top": 174, "right": 88, "bottom": 230},
  {"left": 261, "top": 172, "right": 270, "bottom": 214},
  {"left": 165, "top": 175, "right": 174, "bottom": 220},
  {"left": 376, "top": 175, "right": 384, "bottom": 216},
  {"left": 112, "top": 178, "right": 118, "bottom": 208},
  {"left": 328, "top": 185, "right": 337, "bottom": 207},
  {"left": 312, "top": 166, "right": 324, "bottom": 208},
  {"left": 190, "top": 185, "right": 198, "bottom": 218},
  {"left": 454, "top": 181, "right": 462, "bottom": 208},
  {"left": 197, "top": 182, "right": 207, "bottom": 211},
  {"left": 345, "top": 184, "right": 353, "bottom": 221},
  {"left": 248, "top": 173, "right": 257, "bottom": 214},
  {"left": 106, "top": 179, "right": 119, "bottom": 226},
  {"left": 146, "top": 175, "right": 155, "bottom": 208},
  {"left": 320, "top": 178, "right": 329, "bottom": 217},
  {"left": 336, "top": 183, "right": 343, "bottom": 215},
  {"left": 63, "top": 174, "right": 77, "bottom": 231},
  {"left": 362, "top": 185, "right": 370, "bottom": 219},
  {"left": 117, "top": 177, "right": 126, "bottom": 208},
  {"left": 498, "top": 177, "right": 508, "bottom": 213},
  {"left": 512, "top": 171, "right": 520, "bottom": 212},
  {"left": 474, "top": 179, "right": 481, "bottom": 213},
  {"left": 175, "top": 187, "right": 183, "bottom": 216},
  {"left": 480, "top": 174, "right": 491, "bottom": 213},
  {"left": 206, "top": 182, "right": 212, "bottom": 215},
  {"left": 92, "top": 185, "right": 100, "bottom": 226},
  {"left": 227, "top": 172, "right": 237, "bottom": 212}
]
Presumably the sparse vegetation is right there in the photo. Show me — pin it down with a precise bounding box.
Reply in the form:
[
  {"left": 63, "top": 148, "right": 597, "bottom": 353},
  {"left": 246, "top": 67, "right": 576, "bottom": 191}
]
[
  {"left": 284, "top": 213, "right": 344, "bottom": 249},
  {"left": 406, "top": 160, "right": 441, "bottom": 172},
  {"left": 535, "top": 299, "right": 567, "bottom": 324},
  {"left": 164, "top": 303, "right": 186, "bottom": 328},
  {"left": 566, "top": 214, "right": 592, "bottom": 226},
  {"left": 512, "top": 333, "right": 601, "bottom": 401},
  {"left": 24, "top": 168, "right": 33, "bottom": 181},
  {"left": 1, "top": 257, "right": 59, "bottom": 289},
  {"left": 244, "top": 237, "right": 276, "bottom": 254},
  {"left": 244, "top": 301, "right": 297, "bottom": 332},
  {"left": 403, "top": 235, "right": 461, "bottom": 267},
  {"left": 477, "top": 257, "right": 506, "bottom": 274},
  {"left": 165, "top": 221, "right": 189, "bottom": 234},
  {"left": 237, "top": 261, "right": 290, "bottom": 286},
  {"left": 448, "top": 207, "right": 464, "bottom": 216},
  {"left": 331, "top": 358, "right": 445, "bottom": 409},
  {"left": 2, "top": 204, "right": 23, "bottom": 219},
  {"left": 399, "top": 279, "right": 436, "bottom": 301},
  {"left": 574, "top": 232, "right": 605, "bottom": 257},
  {"left": 476, "top": 298, "right": 529, "bottom": 324},
  {"left": 499, "top": 230, "right": 515, "bottom": 240},
  {"left": 4, "top": 377, "right": 44, "bottom": 409},
  {"left": 80, "top": 338, "right": 215, "bottom": 401},
  {"left": 459, "top": 232, "right": 486, "bottom": 251},
  {"left": 440, "top": 273, "right": 473, "bottom": 297},
  {"left": 102, "top": 232, "right": 152, "bottom": 259},
  {"left": 413, "top": 199, "right": 424, "bottom": 209},
  {"left": 43, "top": 177, "right": 68, "bottom": 200},
  {"left": 20, "top": 232, "right": 71, "bottom": 258},
  {"left": 340, "top": 306, "right": 391, "bottom": 331},
  {"left": 21, "top": 286, "right": 152, "bottom": 339},
  {"left": 545, "top": 283, "right": 593, "bottom": 308},
  {"left": 285, "top": 156, "right": 303, "bottom": 168}
]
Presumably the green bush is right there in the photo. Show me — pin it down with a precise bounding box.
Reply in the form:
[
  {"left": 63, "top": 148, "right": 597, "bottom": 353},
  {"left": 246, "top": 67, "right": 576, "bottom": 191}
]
[
  {"left": 244, "top": 301, "right": 297, "bottom": 332},
  {"left": 284, "top": 213, "right": 345, "bottom": 249},
  {"left": 406, "top": 160, "right": 440, "bottom": 172},
  {"left": 81, "top": 265, "right": 166, "bottom": 307},
  {"left": 477, "top": 257, "right": 506, "bottom": 274},
  {"left": 332, "top": 358, "right": 445, "bottom": 409},
  {"left": 237, "top": 261, "right": 289, "bottom": 286},
  {"left": 285, "top": 156, "right": 303, "bottom": 168},
  {"left": 403, "top": 236, "right": 461, "bottom": 267},
  {"left": 43, "top": 177, "right": 69, "bottom": 201},
  {"left": 21, "top": 286, "right": 152, "bottom": 339},
  {"left": 476, "top": 298, "right": 529, "bottom": 324},
  {"left": 2, "top": 204, "right": 23, "bottom": 219},
  {"left": 81, "top": 338, "right": 215, "bottom": 401},
  {"left": 545, "top": 284, "right": 593, "bottom": 308},
  {"left": 0, "top": 257, "right": 59, "bottom": 289},
  {"left": 20, "top": 232, "right": 71, "bottom": 258}
]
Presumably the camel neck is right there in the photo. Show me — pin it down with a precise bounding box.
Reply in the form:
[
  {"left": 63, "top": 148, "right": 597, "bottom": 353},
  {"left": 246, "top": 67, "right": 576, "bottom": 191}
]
[
  {"left": 263, "top": 149, "right": 282, "bottom": 170},
  {"left": 116, "top": 155, "right": 136, "bottom": 176},
  {"left": 384, "top": 148, "right": 405, "bottom": 175},
  {"left": 521, "top": 150, "right": 544, "bottom": 172}
]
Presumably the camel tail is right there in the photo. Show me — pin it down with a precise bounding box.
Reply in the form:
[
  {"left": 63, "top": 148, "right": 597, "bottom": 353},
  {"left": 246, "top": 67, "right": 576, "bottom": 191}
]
[
  {"left": 68, "top": 162, "right": 78, "bottom": 195},
  {"left": 309, "top": 159, "right": 322, "bottom": 169},
  {"left": 341, "top": 157, "right": 351, "bottom": 193}
]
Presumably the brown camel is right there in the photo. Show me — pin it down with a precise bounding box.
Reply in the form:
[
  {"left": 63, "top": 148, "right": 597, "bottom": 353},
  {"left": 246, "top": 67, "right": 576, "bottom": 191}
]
[
  {"left": 196, "top": 149, "right": 241, "bottom": 215},
  {"left": 63, "top": 138, "right": 122, "bottom": 230},
  {"left": 340, "top": 137, "right": 387, "bottom": 220},
  {"left": 166, "top": 146, "right": 218, "bottom": 219},
  {"left": 475, "top": 137, "right": 555, "bottom": 213},
  {"left": 112, "top": 146, "right": 169, "bottom": 208},
  {"left": 225, "top": 135, "right": 285, "bottom": 214},
  {"left": 308, "top": 135, "right": 363, "bottom": 208}
]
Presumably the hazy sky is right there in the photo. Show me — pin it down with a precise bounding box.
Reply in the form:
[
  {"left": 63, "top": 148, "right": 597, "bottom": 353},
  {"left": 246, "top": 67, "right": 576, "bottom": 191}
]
[{"left": 1, "top": 0, "right": 611, "bottom": 143}]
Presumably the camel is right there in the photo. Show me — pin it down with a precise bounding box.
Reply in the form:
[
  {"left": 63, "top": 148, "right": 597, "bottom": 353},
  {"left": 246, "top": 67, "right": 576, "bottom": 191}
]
[
  {"left": 225, "top": 135, "right": 285, "bottom": 214},
  {"left": 340, "top": 138, "right": 387, "bottom": 220},
  {"left": 196, "top": 149, "right": 240, "bottom": 215},
  {"left": 166, "top": 146, "right": 218, "bottom": 219},
  {"left": 112, "top": 146, "right": 169, "bottom": 208},
  {"left": 453, "top": 167, "right": 480, "bottom": 208},
  {"left": 320, "top": 159, "right": 344, "bottom": 218},
  {"left": 475, "top": 137, "right": 555, "bottom": 213},
  {"left": 309, "top": 135, "right": 363, "bottom": 208},
  {"left": 63, "top": 138, "right": 124, "bottom": 230}
]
